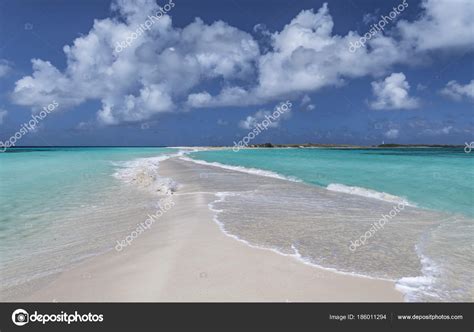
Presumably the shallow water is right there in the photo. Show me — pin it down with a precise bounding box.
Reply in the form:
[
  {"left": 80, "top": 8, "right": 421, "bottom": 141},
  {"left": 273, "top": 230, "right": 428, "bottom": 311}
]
[
  {"left": 190, "top": 148, "right": 474, "bottom": 217},
  {"left": 0, "top": 147, "right": 175, "bottom": 297},
  {"left": 1, "top": 147, "right": 472, "bottom": 302},
  {"left": 182, "top": 154, "right": 473, "bottom": 302}
]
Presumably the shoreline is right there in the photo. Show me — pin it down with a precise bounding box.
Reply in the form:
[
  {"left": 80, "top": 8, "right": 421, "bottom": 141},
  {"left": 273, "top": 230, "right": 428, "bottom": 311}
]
[
  {"left": 10, "top": 156, "right": 404, "bottom": 302},
  {"left": 208, "top": 193, "right": 399, "bottom": 284}
]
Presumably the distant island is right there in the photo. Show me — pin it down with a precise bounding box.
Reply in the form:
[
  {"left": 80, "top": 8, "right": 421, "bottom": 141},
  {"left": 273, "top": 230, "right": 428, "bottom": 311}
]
[
  {"left": 376, "top": 144, "right": 464, "bottom": 148},
  {"left": 229, "top": 143, "right": 465, "bottom": 148}
]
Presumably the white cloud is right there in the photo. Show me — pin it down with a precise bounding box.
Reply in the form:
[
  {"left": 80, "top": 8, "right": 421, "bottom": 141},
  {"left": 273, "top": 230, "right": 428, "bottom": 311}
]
[
  {"left": 185, "top": 92, "right": 212, "bottom": 108},
  {"left": 97, "top": 84, "right": 174, "bottom": 125},
  {"left": 0, "top": 59, "right": 12, "bottom": 78},
  {"left": 369, "top": 72, "right": 419, "bottom": 110},
  {"left": 397, "top": 0, "right": 474, "bottom": 52},
  {"left": 301, "top": 95, "right": 311, "bottom": 105},
  {"left": 239, "top": 110, "right": 280, "bottom": 129},
  {"left": 422, "top": 125, "right": 455, "bottom": 136},
  {"left": 9, "top": 0, "right": 474, "bottom": 125},
  {"left": 192, "top": 4, "right": 412, "bottom": 106},
  {"left": 408, "top": 119, "right": 467, "bottom": 136},
  {"left": 75, "top": 121, "right": 97, "bottom": 132},
  {"left": 440, "top": 80, "right": 474, "bottom": 102},
  {"left": 13, "top": 59, "right": 85, "bottom": 110},
  {"left": 187, "top": 86, "right": 257, "bottom": 108},
  {"left": 417, "top": 83, "right": 427, "bottom": 91},
  {"left": 300, "top": 94, "right": 315, "bottom": 111},
  {"left": 362, "top": 12, "right": 378, "bottom": 25},
  {"left": 12, "top": 0, "right": 259, "bottom": 124},
  {"left": 250, "top": 0, "right": 474, "bottom": 101},
  {"left": 0, "top": 109, "right": 7, "bottom": 124},
  {"left": 384, "top": 128, "right": 399, "bottom": 139},
  {"left": 441, "top": 126, "right": 453, "bottom": 134},
  {"left": 252, "top": 6, "right": 403, "bottom": 100},
  {"left": 217, "top": 119, "right": 228, "bottom": 126},
  {"left": 239, "top": 102, "right": 291, "bottom": 129}
]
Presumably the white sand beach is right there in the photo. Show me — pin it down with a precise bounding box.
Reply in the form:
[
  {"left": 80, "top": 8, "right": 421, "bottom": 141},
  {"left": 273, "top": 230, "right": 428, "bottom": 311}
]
[{"left": 14, "top": 157, "right": 403, "bottom": 302}]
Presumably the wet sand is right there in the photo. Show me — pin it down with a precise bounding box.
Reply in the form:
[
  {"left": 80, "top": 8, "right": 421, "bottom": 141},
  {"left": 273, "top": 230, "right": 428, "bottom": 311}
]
[{"left": 13, "top": 157, "right": 403, "bottom": 302}]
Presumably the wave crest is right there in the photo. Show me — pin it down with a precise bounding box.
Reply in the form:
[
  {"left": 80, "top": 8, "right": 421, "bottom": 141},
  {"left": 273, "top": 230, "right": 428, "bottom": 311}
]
[
  {"left": 180, "top": 157, "right": 301, "bottom": 182},
  {"left": 113, "top": 155, "right": 178, "bottom": 195},
  {"left": 326, "top": 183, "right": 415, "bottom": 206}
]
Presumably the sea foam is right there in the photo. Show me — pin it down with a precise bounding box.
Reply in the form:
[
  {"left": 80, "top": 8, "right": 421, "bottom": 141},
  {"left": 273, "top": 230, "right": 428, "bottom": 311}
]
[
  {"left": 395, "top": 245, "right": 441, "bottom": 301},
  {"left": 184, "top": 156, "right": 414, "bottom": 206},
  {"left": 113, "top": 154, "right": 180, "bottom": 195},
  {"left": 180, "top": 156, "right": 301, "bottom": 182},
  {"left": 326, "top": 183, "right": 415, "bottom": 206}
]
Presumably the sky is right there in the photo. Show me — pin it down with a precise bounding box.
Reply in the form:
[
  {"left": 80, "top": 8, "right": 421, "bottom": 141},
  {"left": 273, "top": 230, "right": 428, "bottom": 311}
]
[{"left": 0, "top": 0, "right": 473, "bottom": 146}]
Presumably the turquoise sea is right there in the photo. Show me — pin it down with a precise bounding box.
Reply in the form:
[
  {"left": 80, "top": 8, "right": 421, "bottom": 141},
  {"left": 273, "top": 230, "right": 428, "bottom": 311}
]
[
  {"left": 187, "top": 147, "right": 473, "bottom": 302},
  {"left": 0, "top": 147, "right": 175, "bottom": 237},
  {"left": 189, "top": 148, "right": 474, "bottom": 217},
  {"left": 0, "top": 147, "right": 175, "bottom": 296},
  {"left": 0, "top": 146, "right": 472, "bottom": 301}
]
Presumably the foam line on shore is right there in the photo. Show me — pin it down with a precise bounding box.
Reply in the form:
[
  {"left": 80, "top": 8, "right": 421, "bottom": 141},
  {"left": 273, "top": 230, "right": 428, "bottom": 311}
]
[
  {"left": 182, "top": 155, "right": 415, "bottom": 206},
  {"left": 113, "top": 152, "right": 186, "bottom": 195},
  {"left": 326, "top": 183, "right": 416, "bottom": 206},
  {"left": 180, "top": 156, "right": 301, "bottom": 182},
  {"left": 208, "top": 191, "right": 396, "bottom": 283}
]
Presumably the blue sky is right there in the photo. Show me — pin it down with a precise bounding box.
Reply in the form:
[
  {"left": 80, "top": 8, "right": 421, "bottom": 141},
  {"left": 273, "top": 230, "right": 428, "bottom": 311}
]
[{"left": 0, "top": 0, "right": 473, "bottom": 146}]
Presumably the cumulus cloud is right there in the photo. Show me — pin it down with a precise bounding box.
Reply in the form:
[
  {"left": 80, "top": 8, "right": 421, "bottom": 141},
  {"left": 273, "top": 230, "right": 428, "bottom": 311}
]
[
  {"left": 181, "top": 0, "right": 473, "bottom": 108},
  {"left": 75, "top": 121, "right": 94, "bottom": 131},
  {"left": 191, "top": 4, "right": 409, "bottom": 107},
  {"left": 440, "top": 80, "right": 474, "bottom": 102},
  {"left": 239, "top": 102, "right": 291, "bottom": 129},
  {"left": 384, "top": 128, "right": 399, "bottom": 139},
  {"left": 186, "top": 86, "right": 257, "bottom": 108},
  {"left": 422, "top": 126, "right": 455, "bottom": 136},
  {"left": 217, "top": 118, "right": 228, "bottom": 126},
  {"left": 12, "top": 0, "right": 259, "bottom": 124},
  {"left": 0, "top": 59, "right": 12, "bottom": 78},
  {"left": 362, "top": 12, "right": 379, "bottom": 25},
  {"left": 252, "top": 5, "right": 409, "bottom": 100},
  {"left": 440, "top": 126, "right": 453, "bottom": 134},
  {"left": 300, "top": 94, "right": 315, "bottom": 111},
  {"left": 13, "top": 59, "right": 85, "bottom": 110},
  {"left": 369, "top": 72, "right": 419, "bottom": 110},
  {"left": 407, "top": 118, "right": 468, "bottom": 136},
  {"left": 301, "top": 95, "right": 311, "bottom": 105},
  {"left": 239, "top": 110, "right": 280, "bottom": 129},
  {"left": 9, "top": 0, "right": 474, "bottom": 125},
  {"left": 397, "top": 0, "right": 474, "bottom": 52}
]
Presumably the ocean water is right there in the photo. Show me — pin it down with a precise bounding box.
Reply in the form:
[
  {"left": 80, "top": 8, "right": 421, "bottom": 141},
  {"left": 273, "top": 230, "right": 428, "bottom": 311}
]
[
  {"left": 189, "top": 148, "right": 474, "bottom": 217},
  {"left": 187, "top": 148, "right": 473, "bottom": 301},
  {"left": 1, "top": 147, "right": 472, "bottom": 302},
  {"left": 0, "top": 147, "right": 177, "bottom": 297}
]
